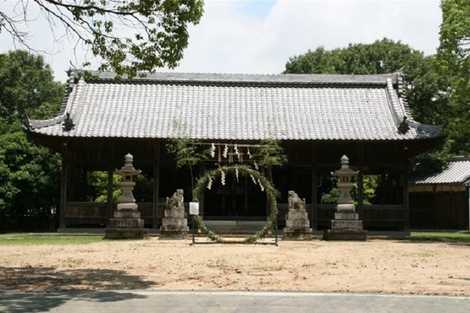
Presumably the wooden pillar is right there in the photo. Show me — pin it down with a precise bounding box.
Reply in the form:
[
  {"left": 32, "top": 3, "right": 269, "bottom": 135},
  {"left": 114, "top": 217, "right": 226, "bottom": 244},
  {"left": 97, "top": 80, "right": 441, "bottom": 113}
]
[
  {"left": 311, "top": 166, "right": 318, "bottom": 230},
  {"left": 152, "top": 142, "right": 161, "bottom": 229},
  {"left": 357, "top": 171, "right": 364, "bottom": 206},
  {"left": 311, "top": 143, "right": 318, "bottom": 230},
  {"left": 59, "top": 143, "right": 69, "bottom": 230},
  {"left": 466, "top": 186, "right": 470, "bottom": 232},
  {"left": 402, "top": 168, "right": 410, "bottom": 230},
  {"left": 106, "top": 169, "right": 113, "bottom": 222}
]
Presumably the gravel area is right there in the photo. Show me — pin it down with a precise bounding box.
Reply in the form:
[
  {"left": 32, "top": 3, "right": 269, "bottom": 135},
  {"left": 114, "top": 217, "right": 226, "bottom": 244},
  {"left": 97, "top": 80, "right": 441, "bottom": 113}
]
[{"left": 1, "top": 238, "right": 470, "bottom": 295}]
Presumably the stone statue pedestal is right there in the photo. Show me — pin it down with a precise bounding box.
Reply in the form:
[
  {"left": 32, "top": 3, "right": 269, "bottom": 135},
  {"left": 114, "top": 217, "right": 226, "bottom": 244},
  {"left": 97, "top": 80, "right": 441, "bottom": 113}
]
[
  {"left": 283, "top": 191, "right": 313, "bottom": 240},
  {"left": 105, "top": 154, "right": 145, "bottom": 239},
  {"left": 160, "top": 189, "right": 189, "bottom": 239},
  {"left": 323, "top": 156, "right": 367, "bottom": 241}
]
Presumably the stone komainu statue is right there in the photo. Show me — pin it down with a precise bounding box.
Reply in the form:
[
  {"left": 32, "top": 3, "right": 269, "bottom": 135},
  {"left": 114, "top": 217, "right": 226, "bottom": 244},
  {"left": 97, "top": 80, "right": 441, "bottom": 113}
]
[
  {"left": 160, "top": 189, "right": 188, "bottom": 235},
  {"left": 284, "top": 190, "right": 312, "bottom": 238},
  {"left": 288, "top": 190, "right": 305, "bottom": 211},
  {"left": 166, "top": 189, "right": 185, "bottom": 217}
]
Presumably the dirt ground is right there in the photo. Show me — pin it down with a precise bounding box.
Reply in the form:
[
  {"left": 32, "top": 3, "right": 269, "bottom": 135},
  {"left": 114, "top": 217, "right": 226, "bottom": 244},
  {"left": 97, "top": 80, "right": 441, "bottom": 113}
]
[{"left": 1, "top": 238, "right": 470, "bottom": 296}]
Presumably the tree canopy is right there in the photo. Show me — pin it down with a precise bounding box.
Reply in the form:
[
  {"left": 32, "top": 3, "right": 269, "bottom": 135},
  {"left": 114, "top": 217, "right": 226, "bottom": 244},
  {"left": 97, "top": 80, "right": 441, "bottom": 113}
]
[
  {"left": 0, "top": 0, "right": 204, "bottom": 77},
  {"left": 437, "top": 0, "right": 470, "bottom": 155},
  {"left": 284, "top": 36, "right": 468, "bottom": 175},
  {"left": 0, "top": 50, "right": 63, "bottom": 123},
  {"left": 285, "top": 38, "right": 447, "bottom": 126},
  {"left": 0, "top": 51, "right": 62, "bottom": 231}
]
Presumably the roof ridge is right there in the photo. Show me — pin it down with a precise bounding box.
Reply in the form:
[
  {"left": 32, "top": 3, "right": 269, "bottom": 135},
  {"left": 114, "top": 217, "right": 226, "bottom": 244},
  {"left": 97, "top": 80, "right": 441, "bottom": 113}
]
[
  {"left": 384, "top": 78, "right": 408, "bottom": 133},
  {"left": 80, "top": 70, "right": 398, "bottom": 87}
]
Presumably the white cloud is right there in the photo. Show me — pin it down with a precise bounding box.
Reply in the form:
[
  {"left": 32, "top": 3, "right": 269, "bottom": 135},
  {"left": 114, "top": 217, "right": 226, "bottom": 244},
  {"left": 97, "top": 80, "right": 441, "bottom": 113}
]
[
  {"left": 177, "top": 0, "right": 441, "bottom": 74},
  {"left": 0, "top": 0, "right": 441, "bottom": 81}
]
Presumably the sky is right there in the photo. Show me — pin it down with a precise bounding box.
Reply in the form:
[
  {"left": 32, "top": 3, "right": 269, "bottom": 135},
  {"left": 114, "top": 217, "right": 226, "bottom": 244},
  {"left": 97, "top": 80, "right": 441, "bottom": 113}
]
[{"left": 0, "top": 0, "right": 442, "bottom": 81}]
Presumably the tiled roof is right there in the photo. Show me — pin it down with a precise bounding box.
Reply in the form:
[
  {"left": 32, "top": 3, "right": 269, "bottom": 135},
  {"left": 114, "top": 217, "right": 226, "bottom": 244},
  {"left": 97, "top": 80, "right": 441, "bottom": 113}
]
[
  {"left": 28, "top": 72, "right": 441, "bottom": 141},
  {"left": 414, "top": 159, "right": 470, "bottom": 185}
]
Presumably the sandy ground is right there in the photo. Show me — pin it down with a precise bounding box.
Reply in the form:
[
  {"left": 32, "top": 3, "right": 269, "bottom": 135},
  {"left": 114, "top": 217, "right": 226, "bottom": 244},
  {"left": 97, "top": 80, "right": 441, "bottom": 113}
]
[{"left": 1, "top": 238, "right": 470, "bottom": 296}]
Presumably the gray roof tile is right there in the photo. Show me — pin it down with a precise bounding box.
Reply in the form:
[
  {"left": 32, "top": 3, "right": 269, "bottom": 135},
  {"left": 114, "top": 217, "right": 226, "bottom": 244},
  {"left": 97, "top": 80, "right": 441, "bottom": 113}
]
[
  {"left": 414, "top": 159, "right": 470, "bottom": 185},
  {"left": 29, "top": 72, "right": 441, "bottom": 141}
]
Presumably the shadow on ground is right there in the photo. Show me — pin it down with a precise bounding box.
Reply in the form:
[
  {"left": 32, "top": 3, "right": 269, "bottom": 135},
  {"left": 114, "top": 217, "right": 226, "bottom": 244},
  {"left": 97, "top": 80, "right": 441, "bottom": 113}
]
[{"left": 0, "top": 266, "right": 152, "bottom": 313}]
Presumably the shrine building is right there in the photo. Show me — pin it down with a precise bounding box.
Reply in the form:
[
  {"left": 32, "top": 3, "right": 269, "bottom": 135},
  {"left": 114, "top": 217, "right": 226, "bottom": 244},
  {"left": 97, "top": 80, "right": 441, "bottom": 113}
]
[{"left": 26, "top": 72, "right": 441, "bottom": 231}]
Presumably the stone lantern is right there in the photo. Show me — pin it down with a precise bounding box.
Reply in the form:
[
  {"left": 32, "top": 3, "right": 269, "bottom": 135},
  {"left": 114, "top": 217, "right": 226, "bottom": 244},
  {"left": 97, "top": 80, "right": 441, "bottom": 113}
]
[
  {"left": 336, "top": 155, "right": 358, "bottom": 214},
  {"left": 116, "top": 153, "right": 141, "bottom": 209},
  {"left": 323, "top": 155, "right": 367, "bottom": 241},
  {"left": 105, "top": 153, "right": 145, "bottom": 239}
]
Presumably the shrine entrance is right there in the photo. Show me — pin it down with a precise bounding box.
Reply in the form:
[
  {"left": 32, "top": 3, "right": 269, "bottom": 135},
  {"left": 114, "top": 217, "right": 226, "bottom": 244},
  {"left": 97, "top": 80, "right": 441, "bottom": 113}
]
[{"left": 204, "top": 174, "right": 267, "bottom": 220}]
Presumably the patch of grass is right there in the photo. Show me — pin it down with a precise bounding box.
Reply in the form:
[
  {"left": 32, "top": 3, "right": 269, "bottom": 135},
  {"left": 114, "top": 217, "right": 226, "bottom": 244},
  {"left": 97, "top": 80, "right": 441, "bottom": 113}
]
[
  {"left": 410, "top": 231, "right": 470, "bottom": 243},
  {"left": 0, "top": 233, "right": 103, "bottom": 245}
]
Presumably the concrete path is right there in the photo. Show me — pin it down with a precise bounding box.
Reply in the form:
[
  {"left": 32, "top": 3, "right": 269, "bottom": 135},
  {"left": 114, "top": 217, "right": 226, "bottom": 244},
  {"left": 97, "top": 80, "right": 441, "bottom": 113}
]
[{"left": 1, "top": 290, "right": 470, "bottom": 313}]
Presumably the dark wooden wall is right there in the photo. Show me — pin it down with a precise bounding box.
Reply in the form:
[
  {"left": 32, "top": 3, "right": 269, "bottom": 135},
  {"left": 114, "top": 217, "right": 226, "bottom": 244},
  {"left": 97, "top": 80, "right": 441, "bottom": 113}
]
[
  {"left": 410, "top": 190, "right": 469, "bottom": 230},
  {"left": 29, "top": 134, "right": 438, "bottom": 230}
]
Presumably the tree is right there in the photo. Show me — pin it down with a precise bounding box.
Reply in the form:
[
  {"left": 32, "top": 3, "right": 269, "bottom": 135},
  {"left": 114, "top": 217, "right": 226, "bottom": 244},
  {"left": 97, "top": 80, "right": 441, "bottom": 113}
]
[
  {"left": 437, "top": 0, "right": 470, "bottom": 155},
  {"left": 0, "top": 0, "right": 204, "bottom": 77},
  {"left": 0, "top": 50, "right": 63, "bottom": 122},
  {"left": 253, "top": 139, "right": 286, "bottom": 183},
  {"left": 285, "top": 38, "right": 447, "bottom": 126},
  {"left": 285, "top": 39, "right": 451, "bottom": 175},
  {"left": 0, "top": 50, "right": 63, "bottom": 231},
  {"left": 0, "top": 131, "right": 60, "bottom": 230}
]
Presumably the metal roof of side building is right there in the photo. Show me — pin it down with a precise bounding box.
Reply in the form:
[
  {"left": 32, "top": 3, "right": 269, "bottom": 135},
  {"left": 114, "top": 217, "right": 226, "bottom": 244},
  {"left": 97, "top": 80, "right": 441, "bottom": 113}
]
[
  {"left": 27, "top": 71, "right": 441, "bottom": 141},
  {"left": 413, "top": 158, "right": 470, "bottom": 185}
]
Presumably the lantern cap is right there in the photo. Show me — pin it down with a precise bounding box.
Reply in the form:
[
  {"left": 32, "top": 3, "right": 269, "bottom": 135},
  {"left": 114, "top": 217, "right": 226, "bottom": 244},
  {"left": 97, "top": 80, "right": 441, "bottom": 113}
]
[
  {"left": 116, "top": 153, "right": 141, "bottom": 176},
  {"left": 335, "top": 154, "right": 358, "bottom": 176}
]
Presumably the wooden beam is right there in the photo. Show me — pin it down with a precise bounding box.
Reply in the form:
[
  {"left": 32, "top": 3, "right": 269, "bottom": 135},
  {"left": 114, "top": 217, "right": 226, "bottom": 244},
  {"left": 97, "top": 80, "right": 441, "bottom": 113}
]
[
  {"left": 466, "top": 186, "right": 470, "bottom": 232},
  {"left": 311, "top": 143, "right": 318, "bottom": 230},
  {"left": 311, "top": 166, "right": 318, "bottom": 230},
  {"left": 152, "top": 142, "right": 161, "bottom": 229}
]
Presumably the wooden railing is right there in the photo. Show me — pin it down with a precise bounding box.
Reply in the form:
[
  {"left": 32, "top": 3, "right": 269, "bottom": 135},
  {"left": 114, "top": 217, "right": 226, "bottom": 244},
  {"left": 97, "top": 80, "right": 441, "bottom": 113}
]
[
  {"left": 317, "top": 204, "right": 406, "bottom": 230},
  {"left": 64, "top": 201, "right": 407, "bottom": 230},
  {"left": 64, "top": 201, "right": 165, "bottom": 227}
]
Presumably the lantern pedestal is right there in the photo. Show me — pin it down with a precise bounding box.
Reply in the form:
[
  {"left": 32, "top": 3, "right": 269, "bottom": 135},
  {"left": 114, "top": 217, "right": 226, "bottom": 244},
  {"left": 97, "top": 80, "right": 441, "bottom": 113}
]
[{"left": 105, "top": 154, "right": 145, "bottom": 239}]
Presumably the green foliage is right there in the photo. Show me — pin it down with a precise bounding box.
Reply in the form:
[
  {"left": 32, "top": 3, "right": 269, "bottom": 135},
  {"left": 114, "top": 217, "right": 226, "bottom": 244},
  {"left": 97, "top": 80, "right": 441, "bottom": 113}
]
[
  {"left": 0, "top": 51, "right": 63, "bottom": 122},
  {"left": 362, "top": 176, "right": 379, "bottom": 205},
  {"left": 88, "top": 171, "right": 122, "bottom": 203},
  {"left": 0, "top": 130, "right": 60, "bottom": 222},
  {"left": 437, "top": 0, "right": 470, "bottom": 155},
  {"left": 284, "top": 38, "right": 457, "bottom": 175},
  {"left": 0, "top": 233, "right": 103, "bottom": 245},
  {"left": 286, "top": 39, "right": 423, "bottom": 75},
  {"left": 409, "top": 231, "right": 470, "bottom": 243},
  {"left": 321, "top": 176, "right": 378, "bottom": 205},
  {"left": 285, "top": 38, "right": 446, "bottom": 126},
  {"left": 0, "top": 1, "right": 204, "bottom": 77},
  {"left": 0, "top": 50, "right": 62, "bottom": 230},
  {"left": 166, "top": 137, "right": 208, "bottom": 192},
  {"left": 253, "top": 139, "right": 287, "bottom": 169},
  {"left": 321, "top": 188, "right": 340, "bottom": 204},
  {"left": 166, "top": 137, "right": 208, "bottom": 171}
]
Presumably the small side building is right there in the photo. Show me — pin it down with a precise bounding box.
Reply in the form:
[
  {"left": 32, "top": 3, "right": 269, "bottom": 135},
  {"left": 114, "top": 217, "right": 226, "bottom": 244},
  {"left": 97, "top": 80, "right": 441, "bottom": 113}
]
[{"left": 410, "top": 158, "right": 470, "bottom": 230}]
